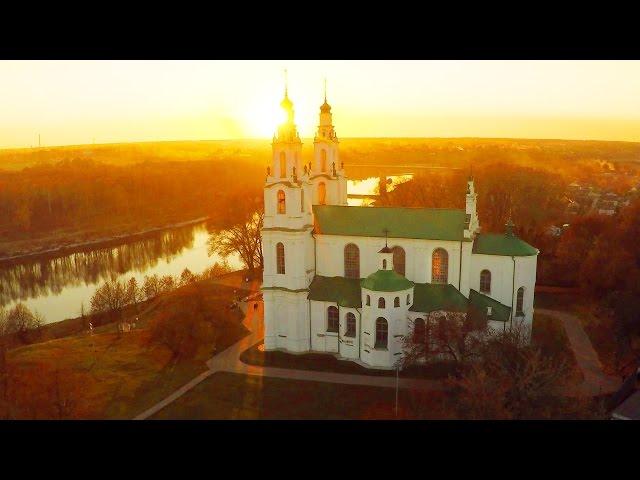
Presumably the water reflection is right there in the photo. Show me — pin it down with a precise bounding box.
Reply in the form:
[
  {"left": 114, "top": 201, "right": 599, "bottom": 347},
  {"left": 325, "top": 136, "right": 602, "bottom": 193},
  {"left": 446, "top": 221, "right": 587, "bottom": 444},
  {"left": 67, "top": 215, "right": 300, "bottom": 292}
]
[
  {"left": 0, "top": 222, "right": 241, "bottom": 324},
  {"left": 347, "top": 174, "right": 413, "bottom": 206}
]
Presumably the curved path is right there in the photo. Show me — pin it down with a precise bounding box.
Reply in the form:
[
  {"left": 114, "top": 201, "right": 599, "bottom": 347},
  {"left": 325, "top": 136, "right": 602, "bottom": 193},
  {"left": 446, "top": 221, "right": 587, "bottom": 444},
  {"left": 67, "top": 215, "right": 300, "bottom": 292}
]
[
  {"left": 537, "top": 308, "right": 621, "bottom": 397},
  {"left": 135, "top": 299, "right": 620, "bottom": 419},
  {"left": 134, "top": 281, "right": 442, "bottom": 420}
]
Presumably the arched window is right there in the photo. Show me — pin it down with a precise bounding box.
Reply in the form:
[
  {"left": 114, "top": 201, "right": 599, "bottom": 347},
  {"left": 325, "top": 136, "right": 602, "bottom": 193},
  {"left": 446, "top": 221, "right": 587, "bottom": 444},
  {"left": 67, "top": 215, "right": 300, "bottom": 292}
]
[
  {"left": 300, "top": 188, "right": 304, "bottom": 212},
  {"left": 344, "top": 243, "right": 360, "bottom": 279},
  {"left": 345, "top": 312, "right": 356, "bottom": 337},
  {"left": 375, "top": 317, "right": 388, "bottom": 349},
  {"left": 276, "top": 243, "right": 285, "bottom": 274},
  {"left": 279, "top": 152, "right": 286, "bottom": 178},
  {"left": 327, "top": 306, "right": 339, "bottom": 333},
  {"left": 431, "top": 248, "right": 448, "bottom": 284},
  {"left": 366, "top": 295, "right": 370, "bottom": 306},
  {"left": 406, "top": 294, "right": 411, "bottom": 305},
  {"left": 378, "top": 297, "right": 385, "bottom": 309},
  {"left": 394, "top": 297, "right": 400, "bottom": 308},
  {"left": 318, "top": 182, "right": 326, "bottom": 205},
  {"left": 413, "top": 318, "right": 425, "bottom": 344},
  {"left": 320, "top": 149, "right": 327, "bottom": 172},
  {"left": 392, "top": 246, "right": 405, "bottom": 276},
  {"left": 383, "top": 259, "right": 387, "bottom": 269},
  {"left": 277, "top": 190, "right": 286, "bottom": 214},
  {"left": 516, "top": 287, "right": 525, "bottom": 316},
  {"left": 480, "top": 269, "right": 491, "bottom": 294}
]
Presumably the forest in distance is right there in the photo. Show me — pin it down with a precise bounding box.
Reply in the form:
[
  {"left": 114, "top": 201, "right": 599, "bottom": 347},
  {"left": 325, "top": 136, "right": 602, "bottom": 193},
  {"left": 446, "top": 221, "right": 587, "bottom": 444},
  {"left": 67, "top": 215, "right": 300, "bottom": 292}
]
[
  {"left": 1, "top": 137, "right": 640, "bottom": 272},
  {"left": 2, "top": 136, "right": 640, "bottom": 417}
]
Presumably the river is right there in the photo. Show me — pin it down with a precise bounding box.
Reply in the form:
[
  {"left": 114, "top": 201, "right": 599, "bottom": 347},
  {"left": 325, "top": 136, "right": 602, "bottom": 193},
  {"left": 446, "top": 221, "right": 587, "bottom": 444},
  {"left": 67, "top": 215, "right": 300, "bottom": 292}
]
[
  {"left": 0, "top": 222, "right": 242, "bottom": 324},
  {"left": 0, "top": 174, "right": 412, "bottom": 325}
]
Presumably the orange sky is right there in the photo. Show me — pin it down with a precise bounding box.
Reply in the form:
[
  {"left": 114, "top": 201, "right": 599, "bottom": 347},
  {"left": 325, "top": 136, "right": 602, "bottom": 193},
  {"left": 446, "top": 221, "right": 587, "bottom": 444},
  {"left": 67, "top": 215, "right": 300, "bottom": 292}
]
[{"left": 1, "top": 60, "right": 640, "bottom": 148}]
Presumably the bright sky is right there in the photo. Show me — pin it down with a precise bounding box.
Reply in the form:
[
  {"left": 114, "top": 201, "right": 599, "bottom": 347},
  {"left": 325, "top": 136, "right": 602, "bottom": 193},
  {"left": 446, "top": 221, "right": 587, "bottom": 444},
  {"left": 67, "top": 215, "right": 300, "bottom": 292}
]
[{"left": 2, "top": 60, "right": 640, "bottom": 148}]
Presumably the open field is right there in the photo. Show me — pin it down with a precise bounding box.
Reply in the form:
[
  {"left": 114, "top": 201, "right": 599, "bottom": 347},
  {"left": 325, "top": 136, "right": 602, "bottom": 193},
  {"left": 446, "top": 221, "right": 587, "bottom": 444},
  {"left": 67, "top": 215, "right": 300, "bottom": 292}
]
[
  {"left": 151, "top": 371, "right": 451, "bottom": 420},
  {"left": 1, "top": 275, "right": 250, "bottom": 419}
]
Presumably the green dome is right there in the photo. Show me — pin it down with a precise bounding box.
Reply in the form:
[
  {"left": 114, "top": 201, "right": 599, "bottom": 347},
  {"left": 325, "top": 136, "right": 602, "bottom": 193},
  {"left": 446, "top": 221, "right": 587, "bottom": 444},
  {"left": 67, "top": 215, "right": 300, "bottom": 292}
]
[{"left": 361, "top": 270, "right": 414, "bottom": 292}]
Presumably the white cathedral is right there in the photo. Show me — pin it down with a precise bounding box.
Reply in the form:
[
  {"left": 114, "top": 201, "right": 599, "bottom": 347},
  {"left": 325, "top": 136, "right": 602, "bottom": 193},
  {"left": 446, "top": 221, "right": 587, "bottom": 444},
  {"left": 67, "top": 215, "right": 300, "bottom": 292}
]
[{"left": 261, "top": 85, "right": 539, "bottom": 369}]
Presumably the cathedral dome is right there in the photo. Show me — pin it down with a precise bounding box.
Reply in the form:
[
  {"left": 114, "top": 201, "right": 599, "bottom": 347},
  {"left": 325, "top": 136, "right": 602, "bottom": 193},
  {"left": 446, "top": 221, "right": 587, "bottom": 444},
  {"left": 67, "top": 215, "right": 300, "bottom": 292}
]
[
  {"left": 320, "top": 100, "right": 331, "bottom": 113},
  {"left": 361, "top": 269, "right": 414, "bottom": 292}
]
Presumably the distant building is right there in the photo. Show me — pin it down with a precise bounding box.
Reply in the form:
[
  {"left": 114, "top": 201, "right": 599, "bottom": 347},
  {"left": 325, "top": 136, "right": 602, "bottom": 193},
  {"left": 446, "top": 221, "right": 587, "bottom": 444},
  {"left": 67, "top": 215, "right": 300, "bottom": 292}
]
[
  {"left": 261, "top": 84, "right": 539, "bottom": 369},
  {"left": 610, "top": 364, "right": 640, "bottom": 420}
]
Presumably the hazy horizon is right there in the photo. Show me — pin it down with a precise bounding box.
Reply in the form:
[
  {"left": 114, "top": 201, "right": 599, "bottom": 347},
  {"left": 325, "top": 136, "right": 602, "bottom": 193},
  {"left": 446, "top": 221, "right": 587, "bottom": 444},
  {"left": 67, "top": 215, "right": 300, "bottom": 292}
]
[{"left": 2, "top": 60, "right": 640, "bottom": 148}]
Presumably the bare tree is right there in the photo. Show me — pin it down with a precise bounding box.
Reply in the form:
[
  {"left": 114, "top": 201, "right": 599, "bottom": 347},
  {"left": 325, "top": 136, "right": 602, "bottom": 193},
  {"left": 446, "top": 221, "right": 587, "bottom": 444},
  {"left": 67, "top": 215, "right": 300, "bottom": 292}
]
[
  {"left": 142, "top": 274, "right": 160, "bottom": 300},
  {"left": 401, "top": 311, "right": 486, "bottom": 368},
  {"left": 89, "top": 280, "right": 128, "bottom": 316},
  {"left": 4, "top": 303, "right": 43, "bottom": 344},
  {"left": 208, "top": 210, "right": 264, "bottom": 273}
]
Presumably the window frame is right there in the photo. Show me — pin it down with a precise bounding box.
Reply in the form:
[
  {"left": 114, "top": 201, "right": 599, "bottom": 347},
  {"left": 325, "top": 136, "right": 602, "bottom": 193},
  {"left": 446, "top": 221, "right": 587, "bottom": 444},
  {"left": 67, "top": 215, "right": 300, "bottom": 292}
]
[
  {"left": 276, "top": 242, "right": 285, "bottom": 274},
  {"left": 392, "top": 246, "right": 406, "bottom": 276},
  {"left": 327, "top": 306, "right": 339, "bottom": 333},
  {"left": 345, "top": 312, "right": 356, "bottom": 338},
  {"left": 375, "top": 317, "right": 388, "bottom": 349},
  {"left": 277, "top": 190, "right": 286, "bottom": 214},
  {"left": 344, "top": 243, "right": 360, "bottom": 279},
  {"left": 516, "top": 287, "right": 525, "bottom": 316},
  {"left": 431, "top": 248, "right": 449, "bottom": 284},
  {"left": 480, "top": 269, "right": 491, "bottom": 294}
]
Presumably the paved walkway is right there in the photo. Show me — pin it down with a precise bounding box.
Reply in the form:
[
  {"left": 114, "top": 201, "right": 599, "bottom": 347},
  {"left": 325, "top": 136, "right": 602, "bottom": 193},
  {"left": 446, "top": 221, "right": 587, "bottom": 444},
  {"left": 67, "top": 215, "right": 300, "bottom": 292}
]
[
  {"left": 135, "top": 301, "right": 619, "bottom": 419},
  {"left": 134, "top": 281, "right": 443, "bottom": 419},
  {"left": 537, "top": 308, "right": 621, "bottom": 397}
]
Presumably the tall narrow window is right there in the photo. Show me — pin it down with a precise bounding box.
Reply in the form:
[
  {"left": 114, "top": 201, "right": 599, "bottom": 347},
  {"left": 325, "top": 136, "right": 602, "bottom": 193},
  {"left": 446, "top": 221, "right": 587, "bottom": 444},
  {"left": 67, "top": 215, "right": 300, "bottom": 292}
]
[
  {"left": 378, "top": 297, "right": 385, "bottom": 309},
  {"left": 300, "top": 188, "right": 304, "bottom": 212},
  {"left": 480, "top": 269, "right": 491, "bottom": 294},
  {"left": 413, "top": 318, "right": 425, "bottom": 344},
  {"left": 516, "top": 287, "right": 525, "bottom": 316},
  {"left": 406, "top": 294, "right": 411, "bottom": 305},
  {"left": 344, "top": 243, "right": 360, "bottom": 279},
  {"left": 321, "top": 149, "right": 327, "bottom": 172},
  {"left": 277, "top": 190, "right": 286, "bottom": 214},
  {"left": 318, "top": 182, "right": 326, "bottom": 205},
  {"left": 431, "top": 248, "right": 449, "bottom": 284},
  {"left": 375, "top": 318, "right": 388, "bottom": 349},
  {"left": 392, "top": 246, "right": 405, "bottom": 276},
  {"left": 276, "top": 242, "right": 285, "bottom": 274},
  {"left": 366, "top": 295, "right": 370, "bottom": 306},
  {"left": 279, "top": 152, "right": 286, "bottom": 178},
  {"left": 345, "top": 312, "right": 356, "bottom": 337},
  {"left": 383, "top": 259, "right": 387, "bottom": 269},
  {"left": 394, "top": 297, "right": 400, "bottom": 308},
  {"left": 327, "top": 306, "right": 339, "bottom": 333}
]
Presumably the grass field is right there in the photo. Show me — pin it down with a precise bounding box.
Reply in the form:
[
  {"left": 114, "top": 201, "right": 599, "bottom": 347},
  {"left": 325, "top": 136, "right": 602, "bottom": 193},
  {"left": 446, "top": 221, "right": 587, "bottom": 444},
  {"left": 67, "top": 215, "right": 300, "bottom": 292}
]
[
  {"left": 2, "top": 277, "right": 250, "bottom": 419},
  {"left": 151, "top": 371, "right": 449, "bottom": 420}
]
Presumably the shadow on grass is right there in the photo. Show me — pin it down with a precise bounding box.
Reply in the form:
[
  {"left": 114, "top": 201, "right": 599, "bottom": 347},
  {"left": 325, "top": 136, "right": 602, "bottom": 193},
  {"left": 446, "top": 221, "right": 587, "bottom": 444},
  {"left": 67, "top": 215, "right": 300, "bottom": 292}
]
[{"left": 239, "top": 341, "right": 462, "bottom": 380}]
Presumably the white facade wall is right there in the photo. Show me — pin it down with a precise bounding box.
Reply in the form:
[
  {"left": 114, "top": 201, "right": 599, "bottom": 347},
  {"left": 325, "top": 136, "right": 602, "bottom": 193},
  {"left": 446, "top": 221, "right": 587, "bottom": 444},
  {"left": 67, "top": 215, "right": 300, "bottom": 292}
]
[{"left": 315, "top": 234, "right": 465, "bottom": 286}]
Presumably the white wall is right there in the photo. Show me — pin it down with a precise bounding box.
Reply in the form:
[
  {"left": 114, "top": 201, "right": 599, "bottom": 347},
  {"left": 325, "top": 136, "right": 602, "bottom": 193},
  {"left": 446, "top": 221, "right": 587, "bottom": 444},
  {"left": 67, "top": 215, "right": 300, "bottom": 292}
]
[{"left": 315, "top": 234, "right": 464, "bottom": 286}]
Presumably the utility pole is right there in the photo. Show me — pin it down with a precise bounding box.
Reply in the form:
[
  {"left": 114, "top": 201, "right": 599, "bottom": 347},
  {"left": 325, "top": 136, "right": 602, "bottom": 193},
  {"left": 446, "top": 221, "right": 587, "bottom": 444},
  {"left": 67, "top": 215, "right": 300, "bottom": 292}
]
[{"left": 395, "top": 365, "right": 399, "bottom": 418}]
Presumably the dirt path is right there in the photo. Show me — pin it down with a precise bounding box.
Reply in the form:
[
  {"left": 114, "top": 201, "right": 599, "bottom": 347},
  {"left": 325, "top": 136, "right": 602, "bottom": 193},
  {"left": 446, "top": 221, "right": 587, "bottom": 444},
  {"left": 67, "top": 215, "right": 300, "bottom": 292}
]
[{"left": 537, "top": 308, "right": 621, "bottom": 396}]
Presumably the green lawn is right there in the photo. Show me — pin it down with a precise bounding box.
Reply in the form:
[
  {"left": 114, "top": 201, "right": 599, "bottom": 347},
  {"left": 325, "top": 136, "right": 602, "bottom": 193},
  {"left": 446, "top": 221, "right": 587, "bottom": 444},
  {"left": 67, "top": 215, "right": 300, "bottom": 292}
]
[
  {"left": 239, "top": 341, "right": 461, "bottom": 380},
  {"left": 151, "top": 371, "right": 449, "bottom": 420}
]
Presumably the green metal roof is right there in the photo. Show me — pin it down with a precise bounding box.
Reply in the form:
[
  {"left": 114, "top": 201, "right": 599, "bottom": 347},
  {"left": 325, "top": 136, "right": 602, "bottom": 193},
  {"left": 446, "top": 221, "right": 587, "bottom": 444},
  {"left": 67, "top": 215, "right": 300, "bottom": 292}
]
[
  {"left": 410, "top": 283, "right": 469, "bottom": 313},
  {"left": 307, "top": 275, "right": 362, "bottom": 308},
  {"left": 361, "top": 269, "right": 414, "bottom": 292},
  {"left": 313, "top": 205, "right": 466, "bottom": 241},
  {"left": 472, "top": 233, "right": 538, "bottom": 257},
  {"left": 468, "top": 289, "right": 511, "bottom": 323}
]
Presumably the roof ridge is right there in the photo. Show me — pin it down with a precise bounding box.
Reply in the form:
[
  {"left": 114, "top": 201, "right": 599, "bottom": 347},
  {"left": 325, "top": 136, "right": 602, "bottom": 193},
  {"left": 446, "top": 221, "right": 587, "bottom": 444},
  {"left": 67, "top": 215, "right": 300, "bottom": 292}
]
[{"left": 313, "top": 204, "right": 465, "bottom": 212}]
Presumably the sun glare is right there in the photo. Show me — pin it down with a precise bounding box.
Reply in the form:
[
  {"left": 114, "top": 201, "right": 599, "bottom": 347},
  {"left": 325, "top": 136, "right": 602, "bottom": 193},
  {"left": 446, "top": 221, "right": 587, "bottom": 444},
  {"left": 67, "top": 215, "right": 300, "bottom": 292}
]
[{"left": 244, "top": 101, "right": 286, "bottom": 138}]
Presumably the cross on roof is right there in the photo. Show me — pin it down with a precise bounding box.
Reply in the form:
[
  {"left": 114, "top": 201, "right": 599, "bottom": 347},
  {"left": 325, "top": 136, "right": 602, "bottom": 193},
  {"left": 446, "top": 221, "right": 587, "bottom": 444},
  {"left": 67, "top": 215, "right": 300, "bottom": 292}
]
[{"left": 383, "top": 228, "right": 389, "bottom": 247}]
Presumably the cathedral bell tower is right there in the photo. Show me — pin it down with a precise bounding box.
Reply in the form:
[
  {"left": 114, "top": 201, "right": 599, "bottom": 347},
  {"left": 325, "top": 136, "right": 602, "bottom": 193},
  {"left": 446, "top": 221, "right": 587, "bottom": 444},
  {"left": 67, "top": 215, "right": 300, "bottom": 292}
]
[
  {"left": 262, "top": 74, "right": 315, "bottom": 354},
  {"left": 310, "top": 80, "right": 347, "bottom": 206}
]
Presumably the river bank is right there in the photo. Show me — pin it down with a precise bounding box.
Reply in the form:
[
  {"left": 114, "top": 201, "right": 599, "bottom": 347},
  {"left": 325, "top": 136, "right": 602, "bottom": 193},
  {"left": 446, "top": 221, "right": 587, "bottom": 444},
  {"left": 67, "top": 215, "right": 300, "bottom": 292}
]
[{"left": 0, "top": 216, "right": 209, "bottom": 264}]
